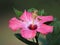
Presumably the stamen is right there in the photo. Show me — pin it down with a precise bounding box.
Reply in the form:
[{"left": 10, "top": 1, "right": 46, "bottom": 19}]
[
  {"left": 32, "top": 10, "right": 38, "bottom": 19},
  {"left": 38, "top": 18, "right": 41, "bottom": 21},
  {"left": 32, "top": 10, "right": 38, "bottom": 24}
]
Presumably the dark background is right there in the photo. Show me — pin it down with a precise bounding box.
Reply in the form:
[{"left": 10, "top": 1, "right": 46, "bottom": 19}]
[
  {"left": 0, "top": 0, "right": 60, "bottom": 18},
  {"left": 0, "top": 0, "right": 60, "bottom": 45}
]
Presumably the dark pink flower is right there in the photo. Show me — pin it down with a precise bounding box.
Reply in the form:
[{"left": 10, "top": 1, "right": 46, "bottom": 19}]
[{"left": 9, "top": 10, "right": 53, "bottom": 39}]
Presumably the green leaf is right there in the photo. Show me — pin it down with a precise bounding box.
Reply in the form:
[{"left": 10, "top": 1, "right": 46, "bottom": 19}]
[
  {"left": 38, "top": 9, "right": 44, "bottom": 15},
  {"left": 13, "top": 8, "right": 22, "bottom": 17},
  {"left": 46, "top": 18, "right": 60, "bottom": 45},
  {"left": 28, "top": 8, "right": 45, "bottom": 16},
  {"left": 15, "top": 33, "right": 38, "bottom": 45},
  {"left": 38, "top": 34, "right": 47, "bottom": 45},
  {"left": 28, "top": 8, "right": 37, "bottom": 12}
]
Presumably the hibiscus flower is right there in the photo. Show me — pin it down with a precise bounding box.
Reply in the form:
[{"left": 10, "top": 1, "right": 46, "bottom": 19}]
[{"left": 9, "top": 10, "right": 53, "bottom": 39}]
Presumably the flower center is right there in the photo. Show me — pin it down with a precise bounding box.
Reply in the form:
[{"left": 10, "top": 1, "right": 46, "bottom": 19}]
[{"left": 28, "top": 24, "right": 37, "bottom": 30}]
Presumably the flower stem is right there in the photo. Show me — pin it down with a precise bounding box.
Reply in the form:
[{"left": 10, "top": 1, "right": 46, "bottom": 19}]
[{"left": 35, "top": 32, "right": 39, "bottom": 45}]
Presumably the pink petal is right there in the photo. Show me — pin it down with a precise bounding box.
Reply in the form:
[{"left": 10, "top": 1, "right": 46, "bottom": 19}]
[
  {"left": 20, "top": 29, "right": 36, "bottom": 39},
  {"left": 37, "top": 16, "right": 53, "bottom": 23},
  {"left": 20, "top": 10, "right": 32, "bottom": 22},
  {"left": 37, "top": 24, "right": 53, "bottom": 35},
  {"left": 9, "top": 17, "right": 23, "bottom": 31}
]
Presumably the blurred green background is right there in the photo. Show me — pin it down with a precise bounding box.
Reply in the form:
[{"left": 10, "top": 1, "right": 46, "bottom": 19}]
[{"left": 0, "top": 0, "right": 60, "bottom": 45}]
